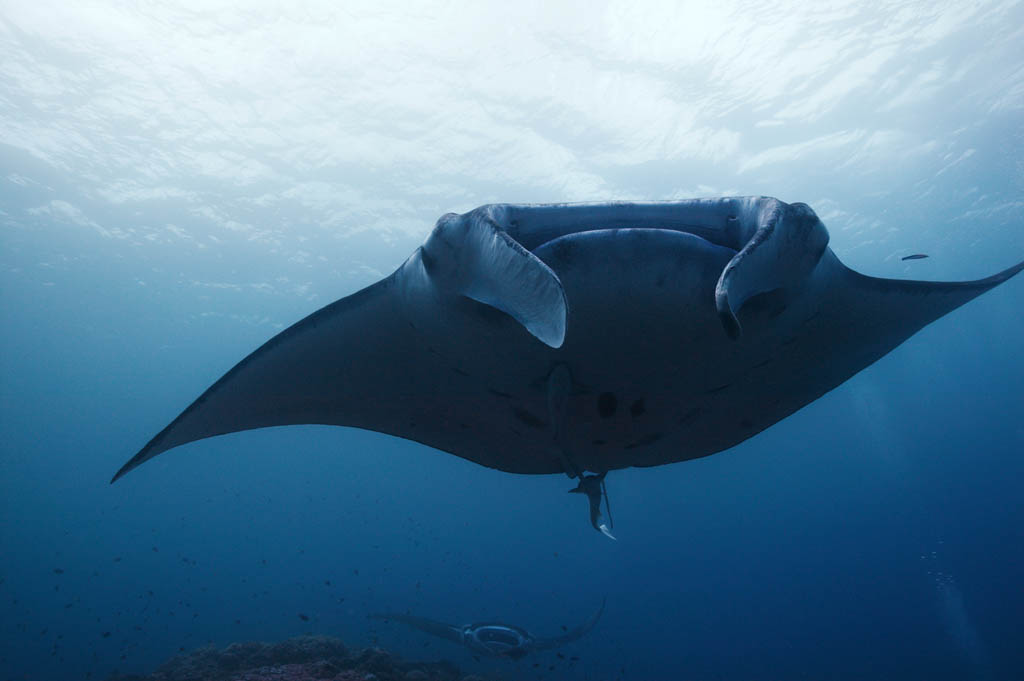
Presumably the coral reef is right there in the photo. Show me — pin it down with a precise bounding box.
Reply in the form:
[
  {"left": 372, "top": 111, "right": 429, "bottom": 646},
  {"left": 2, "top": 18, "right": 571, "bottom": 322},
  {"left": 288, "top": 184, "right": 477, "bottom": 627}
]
[{"left": 105, "top": 635, "right": 499, "bottom": 681}]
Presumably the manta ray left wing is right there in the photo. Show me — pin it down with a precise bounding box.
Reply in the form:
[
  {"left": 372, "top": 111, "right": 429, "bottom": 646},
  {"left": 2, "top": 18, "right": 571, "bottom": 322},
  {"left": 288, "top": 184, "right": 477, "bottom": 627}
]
[
  {"left": 112, "top": 209, "right": 570, "bottom": 483},
  {"left": 113, "top": 275, "right": 416, "bottom": 481},
  {"left": 368, "top": 613, "right": 464, "bottom": 644}
]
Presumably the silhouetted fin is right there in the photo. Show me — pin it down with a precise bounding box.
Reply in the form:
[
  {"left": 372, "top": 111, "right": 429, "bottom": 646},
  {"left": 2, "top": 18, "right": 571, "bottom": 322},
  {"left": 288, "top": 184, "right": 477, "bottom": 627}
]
[
  {"left": 838, "top": 256, "right": 1024, "bottom": 329},
  {"left": 810, "top": 253, "right": 1024, "bottom": 381},
  {"left": 531, "top": 598, "right": 606, "bottom": 651},
  {"left": 368, "top": 613, "right": 462, "bottom": 644}
]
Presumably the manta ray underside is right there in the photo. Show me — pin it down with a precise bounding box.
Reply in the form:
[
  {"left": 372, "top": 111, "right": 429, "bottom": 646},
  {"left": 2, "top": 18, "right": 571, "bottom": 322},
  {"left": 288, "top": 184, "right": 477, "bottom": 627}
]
[
  {"left": 369, "top": 598, "right": 605, "bottom": 659},
  {"left": 112, "top": 197, "right": 1023, "bottom": 530}
]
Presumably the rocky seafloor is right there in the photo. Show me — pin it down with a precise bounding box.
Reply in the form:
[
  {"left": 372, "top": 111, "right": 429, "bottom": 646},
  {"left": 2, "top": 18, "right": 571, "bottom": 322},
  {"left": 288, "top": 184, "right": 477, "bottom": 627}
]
[{"left": 105, "top": 635, "right": 503, "bottom": 681}]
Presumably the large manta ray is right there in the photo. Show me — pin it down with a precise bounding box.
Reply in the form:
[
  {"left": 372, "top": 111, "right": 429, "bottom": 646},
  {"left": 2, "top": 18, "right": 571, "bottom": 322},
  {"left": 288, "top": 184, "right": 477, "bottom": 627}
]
[{"left": 113, "top": 197, "right": 1022, "bottom": 530}]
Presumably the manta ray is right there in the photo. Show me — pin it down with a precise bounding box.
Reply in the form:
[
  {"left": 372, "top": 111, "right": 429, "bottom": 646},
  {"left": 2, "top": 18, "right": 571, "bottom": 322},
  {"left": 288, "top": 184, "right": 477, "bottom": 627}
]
[
  {"left": 112, "top": 197, "right": 1023, "bottom": 532},
  {"left": 369, "top": 599, "right": 605, "bottom": 659}
]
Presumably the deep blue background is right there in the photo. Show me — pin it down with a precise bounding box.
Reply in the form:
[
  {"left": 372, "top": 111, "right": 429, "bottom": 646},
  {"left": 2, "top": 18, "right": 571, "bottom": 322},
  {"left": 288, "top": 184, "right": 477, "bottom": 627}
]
[
  {"left": 3, "top": 159, "right": 1023, "bottom": 681},
  {"left": 2, "top": 3, "right": 1023, "bottom": 680}
]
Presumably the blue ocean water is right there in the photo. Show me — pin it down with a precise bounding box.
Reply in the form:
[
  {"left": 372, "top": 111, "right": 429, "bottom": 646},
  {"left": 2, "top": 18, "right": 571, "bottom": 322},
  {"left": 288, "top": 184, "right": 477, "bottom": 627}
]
[{"left": 2, "top": 3, "right": 1023, "bottom": 680}]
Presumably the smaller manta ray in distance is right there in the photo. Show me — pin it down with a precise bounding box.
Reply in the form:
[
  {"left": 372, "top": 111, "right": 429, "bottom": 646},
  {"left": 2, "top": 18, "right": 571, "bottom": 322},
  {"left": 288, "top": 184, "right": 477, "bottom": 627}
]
[
  {"left": 369, "top": 598, "right": 605, "bottom": 659},
  {"left": 112, "top": 197, "right": 1024, "bottom": 537},
  {"left": 902, "top": 253, "right": 929, "bottom": 261}
]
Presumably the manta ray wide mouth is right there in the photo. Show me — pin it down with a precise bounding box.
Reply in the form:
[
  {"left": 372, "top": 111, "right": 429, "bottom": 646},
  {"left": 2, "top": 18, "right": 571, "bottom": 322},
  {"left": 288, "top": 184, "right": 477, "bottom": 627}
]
[
  {"left": 475, "top": 628, "right": 524, "bottom": 646},
  {"left": 531, "top": 225, "right": 741, "bottom": 257}
]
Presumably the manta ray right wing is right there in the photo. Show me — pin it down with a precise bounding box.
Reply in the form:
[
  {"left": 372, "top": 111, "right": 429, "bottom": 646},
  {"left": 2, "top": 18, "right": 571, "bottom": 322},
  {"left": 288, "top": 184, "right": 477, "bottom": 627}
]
[{"left": 530, "top": 597, "right": 606, "bottom": 651}]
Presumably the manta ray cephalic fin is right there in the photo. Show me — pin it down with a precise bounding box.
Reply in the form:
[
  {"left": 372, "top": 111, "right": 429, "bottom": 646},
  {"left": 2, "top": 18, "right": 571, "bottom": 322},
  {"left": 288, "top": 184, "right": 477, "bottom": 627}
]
[
  {"left": 420, "top": 208, "right": 568, "bottom": 348},
  {"left": 715, "top": 200, "right": 829, "bottom": 339}
]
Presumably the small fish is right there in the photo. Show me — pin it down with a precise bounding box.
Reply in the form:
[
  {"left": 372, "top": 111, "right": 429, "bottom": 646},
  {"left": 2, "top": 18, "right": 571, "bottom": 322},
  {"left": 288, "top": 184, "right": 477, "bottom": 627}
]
[
  {"left": 53, "top": 568, "right": 64, "bottom": 574},
  {"left": 298, "top": 613, "right": 309, "bottom": 621},
  {"left": 901, "top": 253, "right": 929, "bottom": 261}
]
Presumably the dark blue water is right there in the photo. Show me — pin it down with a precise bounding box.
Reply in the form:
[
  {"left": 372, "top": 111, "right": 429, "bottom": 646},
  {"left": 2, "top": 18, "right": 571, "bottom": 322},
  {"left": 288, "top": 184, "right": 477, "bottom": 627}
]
[{"left": 2, "top": 4, "right": 1023, "bottom": 680}]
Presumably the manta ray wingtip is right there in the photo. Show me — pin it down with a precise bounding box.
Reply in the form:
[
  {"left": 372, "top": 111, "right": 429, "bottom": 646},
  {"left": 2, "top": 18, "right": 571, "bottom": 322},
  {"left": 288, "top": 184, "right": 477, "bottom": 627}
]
[
  {"left": 1001, "top": 258, "right": 1024, "bottom": 281},
  {"left": 111, "top": 447, "right": 150, "bottom": 483},
  {"left": 110, "top": 463, "right": 131, "bottom": 484}
]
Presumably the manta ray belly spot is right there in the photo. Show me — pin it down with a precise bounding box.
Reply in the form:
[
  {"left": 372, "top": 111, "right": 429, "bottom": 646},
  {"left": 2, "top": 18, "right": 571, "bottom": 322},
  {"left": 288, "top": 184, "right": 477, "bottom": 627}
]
[{"left": 596, "top": 393, "right": 617, "bottom": 419}]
